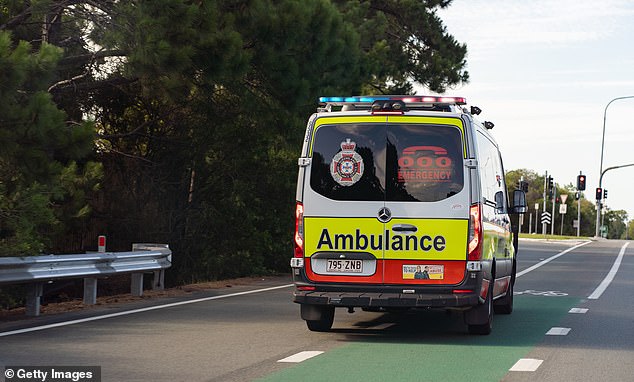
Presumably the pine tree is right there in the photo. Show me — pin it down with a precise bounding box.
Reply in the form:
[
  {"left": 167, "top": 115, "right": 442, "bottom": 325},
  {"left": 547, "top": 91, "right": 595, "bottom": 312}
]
[{"left": 0, "top": 2, "right": 99, "bottom": 256}]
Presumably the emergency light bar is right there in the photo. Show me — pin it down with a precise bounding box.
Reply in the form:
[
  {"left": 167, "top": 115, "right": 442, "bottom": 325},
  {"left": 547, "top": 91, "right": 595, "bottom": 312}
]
[{"left": 319, "top": 95, "right": 467, "bottom": 105}]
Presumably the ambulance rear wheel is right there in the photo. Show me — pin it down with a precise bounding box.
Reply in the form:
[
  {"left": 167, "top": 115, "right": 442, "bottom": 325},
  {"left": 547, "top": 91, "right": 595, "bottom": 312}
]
[{"left": 305, "top": 306, "right": 335, "bottom": 332}]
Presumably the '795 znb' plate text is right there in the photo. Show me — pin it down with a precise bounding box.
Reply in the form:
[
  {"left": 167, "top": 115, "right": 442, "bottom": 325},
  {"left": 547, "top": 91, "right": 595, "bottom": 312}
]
[{"left": 326, "top": 259, "right": 363, "bottom": 273}]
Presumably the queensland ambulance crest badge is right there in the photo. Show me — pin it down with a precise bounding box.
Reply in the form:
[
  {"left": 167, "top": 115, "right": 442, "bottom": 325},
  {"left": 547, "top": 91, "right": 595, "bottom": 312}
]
[{"left": 331, "top": 139, "right": 364, "bottom": 186}]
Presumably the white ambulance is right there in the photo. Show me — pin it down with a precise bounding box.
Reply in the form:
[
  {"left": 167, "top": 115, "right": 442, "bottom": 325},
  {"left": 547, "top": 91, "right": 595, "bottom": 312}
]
[{"left": 291, "top": 96, "right": 526, "bottom": 334}]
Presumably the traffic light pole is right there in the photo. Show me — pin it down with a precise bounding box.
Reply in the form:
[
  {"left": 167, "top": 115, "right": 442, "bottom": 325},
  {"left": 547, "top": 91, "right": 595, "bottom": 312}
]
[
  {"left": 551, "top": 183, "right": 557, "bottom": 236},
  {"left": 577, "top": 171, "right": 584, "bottom": 237},
  {"left": 577, "top": 190, "right": 581, "bottom": 237},
  {"left": 542, "top": 171, "right": 548, "bottom": 236},
  {"left": 594, "top": 163, "right": 634, "bottom": 237}
]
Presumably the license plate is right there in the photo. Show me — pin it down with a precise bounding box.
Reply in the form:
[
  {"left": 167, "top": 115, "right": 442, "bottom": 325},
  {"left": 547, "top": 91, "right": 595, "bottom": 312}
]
[{"left": 327, "top": 259, "right": 363, "bottom": 273}]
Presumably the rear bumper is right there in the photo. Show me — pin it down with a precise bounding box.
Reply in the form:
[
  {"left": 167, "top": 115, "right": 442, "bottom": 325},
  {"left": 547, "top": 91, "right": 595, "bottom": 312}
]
[
  {"left": 291, "top": 258, "right": 489, "bottom": 309},
  {"left": 293, "top": 289, "right": 479, "bottom": 308}
]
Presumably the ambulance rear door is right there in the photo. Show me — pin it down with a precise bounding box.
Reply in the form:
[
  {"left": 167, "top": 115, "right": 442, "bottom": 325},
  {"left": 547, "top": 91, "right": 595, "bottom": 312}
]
[
  {"left": 302, "top": 116, "right": 387, "bottom": 284},
  {"left": 382, "top": 116, "right": 470, "bottom": 286}
]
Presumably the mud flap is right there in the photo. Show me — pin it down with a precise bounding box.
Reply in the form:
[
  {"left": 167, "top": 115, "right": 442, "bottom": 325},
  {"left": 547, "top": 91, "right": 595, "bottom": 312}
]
[
  {"left": 301, "top": 304, "right": 329, "bottom": 320},
  {"left": 464, "top": 281, "right": 493, "bottom": 335}
]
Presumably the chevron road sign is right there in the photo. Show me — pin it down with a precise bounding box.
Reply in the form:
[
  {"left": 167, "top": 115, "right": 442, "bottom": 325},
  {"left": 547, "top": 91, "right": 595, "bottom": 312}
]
[{"left": 541, "top": 211, "right": 552, "bottom": 225}]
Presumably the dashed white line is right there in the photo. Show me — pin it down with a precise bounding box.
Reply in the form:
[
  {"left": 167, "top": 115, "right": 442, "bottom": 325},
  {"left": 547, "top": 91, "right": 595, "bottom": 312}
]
[
  {"left": 510, "top": 358, "right": 543, "bottom": 372},
  {"left": 588, "top": 242, "right": 630, "bottom": 300},
  {"left": 277, "top": 351, "right": 324, "bottom": 363},
  {"left": 510, "top": 241, "right": 624, "bottom": 375},
  {"left": 546, "top": 327, "right": 571, "bottom": 336}
]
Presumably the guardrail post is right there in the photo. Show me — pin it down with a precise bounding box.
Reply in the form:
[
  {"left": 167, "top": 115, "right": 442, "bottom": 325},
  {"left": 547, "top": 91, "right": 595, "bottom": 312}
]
[
  {"left": 25, "top": 282, "right": 44, "bottom": 317},
  {"left": 131, "top": 273, "right": 143, "bottom": 296},
  {"left": 152, "top": 270, "right": 165, "bottom": 290},
  {"left": 83, "top": 278, "right": 98, "bottom": 305}
]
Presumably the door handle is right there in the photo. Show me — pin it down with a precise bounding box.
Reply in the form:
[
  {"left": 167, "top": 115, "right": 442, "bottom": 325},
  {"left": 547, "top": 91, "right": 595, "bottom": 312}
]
[{"left": 391, "top": 224, "right": 418, "bottom": 233}]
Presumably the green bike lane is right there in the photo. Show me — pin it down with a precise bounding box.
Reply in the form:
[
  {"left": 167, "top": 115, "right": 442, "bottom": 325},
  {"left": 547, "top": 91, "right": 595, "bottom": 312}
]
[{"left": 258, "top": 294, "right": 580, "bottom": 382}]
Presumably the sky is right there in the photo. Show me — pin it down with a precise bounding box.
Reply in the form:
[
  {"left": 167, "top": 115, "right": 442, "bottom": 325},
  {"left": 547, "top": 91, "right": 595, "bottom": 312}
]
[{"left": 428, "top": 0, "right": 634, "bottom": 223}]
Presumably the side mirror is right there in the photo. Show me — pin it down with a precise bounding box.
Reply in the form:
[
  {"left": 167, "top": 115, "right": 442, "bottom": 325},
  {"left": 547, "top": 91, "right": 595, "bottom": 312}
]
[
  {"left": 494, "top": 191, "right": 505, "bottom": 214},
  {"left": 511, "top": 190, "right": 527, "bottom": 214}
]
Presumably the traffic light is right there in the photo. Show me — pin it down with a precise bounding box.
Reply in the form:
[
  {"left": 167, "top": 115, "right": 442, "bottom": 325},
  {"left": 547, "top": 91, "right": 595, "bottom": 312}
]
[
  {"left": 577, "top": 174, "right": 586, "bottom": 191},
  {"left": 575, "top": 191, "right": 580, "bottom": 200},
  {"left": 603, "top": 189, "right": 608, "bottom": 199},
  {"left": 595, "top": 187, "right": 603, "bottom": 200},
  {"left": 547, "top": 176, "right": 554, "bottom": 197},
  {"left": 518, "top": 180, "right": 528, "bottom": 192}
]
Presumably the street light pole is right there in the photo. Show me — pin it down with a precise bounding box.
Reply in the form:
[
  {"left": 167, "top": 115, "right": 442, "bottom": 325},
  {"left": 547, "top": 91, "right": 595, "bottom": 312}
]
[
  {"left": 595, "top": 163, "right": 634, "bottom": 237},
  {"left": 596, "top": 96, "right": 634, "bottom": 237}
]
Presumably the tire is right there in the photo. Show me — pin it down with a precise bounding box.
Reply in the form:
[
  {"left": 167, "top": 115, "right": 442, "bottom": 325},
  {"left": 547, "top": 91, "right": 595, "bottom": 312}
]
[
  {"left": 494, "top": 278, "right": 514, "bottom": 315},
  {"left": 466, "top": 282, "right": 493, "bottom": 335},
  {"left": 305, "top": 306, "right": 335, "bottom": 332}
]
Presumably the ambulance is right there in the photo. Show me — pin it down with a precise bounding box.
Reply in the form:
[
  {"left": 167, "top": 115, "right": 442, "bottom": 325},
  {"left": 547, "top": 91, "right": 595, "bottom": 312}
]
[{"left": 291, "top": 96, "right": 526, "bottom": 334}]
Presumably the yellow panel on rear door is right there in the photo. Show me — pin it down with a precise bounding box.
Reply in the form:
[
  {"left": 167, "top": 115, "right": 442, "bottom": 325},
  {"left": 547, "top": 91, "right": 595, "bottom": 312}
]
[
  {"left": 304, "top": 217, "right": 384, "bottom": 258},
  {"left": 383, "top": 218, "right": 468, "bottom": 260}
]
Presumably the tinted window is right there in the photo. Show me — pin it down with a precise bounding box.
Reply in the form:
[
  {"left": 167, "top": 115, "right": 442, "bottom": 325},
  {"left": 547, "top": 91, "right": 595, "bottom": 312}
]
[
  {"left": 310, "top": 124, "right": 385, "bottom": 201},
  {"left": 310, "top": 123, "right": 464, "bottom": 202},
  {"left": 386, "top": 125, "right": 464, "bottom": 202},
  {"left": 476, "top": 131, "right": 505, "bottom": 205}
]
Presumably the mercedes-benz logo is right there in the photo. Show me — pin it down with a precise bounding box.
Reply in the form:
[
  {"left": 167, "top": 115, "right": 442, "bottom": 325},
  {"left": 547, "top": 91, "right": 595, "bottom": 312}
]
[{"left": 377, "top": 207, "right": 392, "bottom": 223}]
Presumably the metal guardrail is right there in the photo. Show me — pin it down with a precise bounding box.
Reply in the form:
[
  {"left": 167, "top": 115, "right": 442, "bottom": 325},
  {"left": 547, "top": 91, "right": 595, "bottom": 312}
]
[{"left": 0, "top": 243, "right": 171, "bottom": 316}]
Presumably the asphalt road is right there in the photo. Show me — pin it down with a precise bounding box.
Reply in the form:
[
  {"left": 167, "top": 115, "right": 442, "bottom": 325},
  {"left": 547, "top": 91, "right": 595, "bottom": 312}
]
[{"left": 1, "top": 239, "right": 632, "bottom": 382}]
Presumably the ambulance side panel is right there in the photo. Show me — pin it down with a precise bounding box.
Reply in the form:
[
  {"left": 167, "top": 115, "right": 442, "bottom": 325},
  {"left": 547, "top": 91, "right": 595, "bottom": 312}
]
[{"left": 474, "top": 128, "right": 514, "bottom": 297}]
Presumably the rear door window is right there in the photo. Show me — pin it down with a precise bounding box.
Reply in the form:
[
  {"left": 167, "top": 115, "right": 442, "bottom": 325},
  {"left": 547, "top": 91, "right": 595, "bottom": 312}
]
[
  {"left": 310, "top": 123, "right": 464, "bottom": 202},
  {"left": 386, "top": 124, "right": 464, "bottom": 202},
  {"left": 310, "top": 123, "right": 385, "bottom": 201}
]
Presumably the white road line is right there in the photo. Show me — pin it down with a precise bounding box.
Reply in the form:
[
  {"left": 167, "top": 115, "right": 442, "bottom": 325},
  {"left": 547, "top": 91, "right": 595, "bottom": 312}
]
[
  {"left": 510, "top": 358, "right": 543, "bottom": 372},
  {"left": 588, "top": 242, "right": 630, "bottom": 300},
  {"left": 277, "top": 351, "right": 324, "bottom": 363},
  {"left": 546, "top": 327, "right": 571, "bottom": 336},
  {"left": 517, "top": 241, "right": 592, "bottom": 278},
  {"left": 569, "top": 308, "right": 589, "bottom": 314},
  {"left": 0, "top": 284, "right": 294, "bottom": 338}
]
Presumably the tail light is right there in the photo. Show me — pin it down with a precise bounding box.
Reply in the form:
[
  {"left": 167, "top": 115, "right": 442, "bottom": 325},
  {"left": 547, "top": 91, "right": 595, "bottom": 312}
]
[
  {"left": 294, "top": 202, "right": 304, "bottom": 258},
  {"left": 468, "top": 203, "right": 482, "bottom": 260}
]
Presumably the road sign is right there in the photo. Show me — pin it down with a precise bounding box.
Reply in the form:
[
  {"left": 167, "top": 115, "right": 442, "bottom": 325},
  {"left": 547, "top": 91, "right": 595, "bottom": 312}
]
[
  {"left": 559, "top": 204, "right": 567, "bottom": 214},
  {"left": 541, "top": 212, "right": 552, "bottom": 225},
  {"left": 560, "top": 194, "right": 568, "bottom": 203},
  {"left": 600, "top": 225, "right": 608, "bottom": 238}
]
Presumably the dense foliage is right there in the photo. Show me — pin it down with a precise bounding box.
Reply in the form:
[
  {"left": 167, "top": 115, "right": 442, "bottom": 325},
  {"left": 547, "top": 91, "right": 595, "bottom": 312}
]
[{"left": 0, "top": 0, "right": 469, "bottom": 284}]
